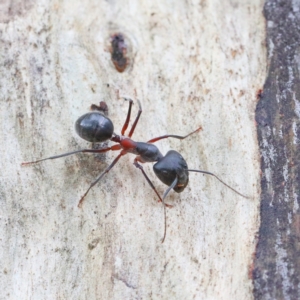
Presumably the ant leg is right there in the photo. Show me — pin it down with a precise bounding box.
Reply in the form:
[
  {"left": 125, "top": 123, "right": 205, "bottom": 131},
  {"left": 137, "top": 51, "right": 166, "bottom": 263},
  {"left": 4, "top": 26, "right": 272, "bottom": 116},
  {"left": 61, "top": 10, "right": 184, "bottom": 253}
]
[
  {"left": 121, "top": 98, "right": 133, "bottom": 135},
  {"left": 90, "top": 101, "right": 108, "bottom": 115},
  {"left": 78, "top": 151, "right": 126, "bottom": 208},
  {"left": 128, "top": 100, "right": 142, "bottom": 138},
  {"left": 187, "top": 169, "right": 249, "bottom": 199},
  {"left": 21, "top": 144, "right": 122, "bottom": 165},
  {"left": 147, "top": 127, "right": 202, "bottom": 143},
  {"left": 133, "top": 157, "right": 172, "bottom": 207}
]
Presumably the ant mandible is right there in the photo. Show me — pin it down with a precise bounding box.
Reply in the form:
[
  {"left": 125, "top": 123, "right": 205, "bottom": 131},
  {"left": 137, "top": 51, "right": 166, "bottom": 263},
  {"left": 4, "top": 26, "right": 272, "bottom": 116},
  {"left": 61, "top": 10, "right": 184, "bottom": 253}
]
[{"left": 22, "top": 99, "right": 248, "bottom": 243}]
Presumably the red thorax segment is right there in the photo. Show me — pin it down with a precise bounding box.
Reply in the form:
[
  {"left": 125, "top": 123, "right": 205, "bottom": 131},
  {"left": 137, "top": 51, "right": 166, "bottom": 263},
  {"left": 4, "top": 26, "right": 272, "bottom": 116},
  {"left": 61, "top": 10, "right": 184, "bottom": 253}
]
[{"left": 120, "top": 137, "right": 137, "bottom": 150}]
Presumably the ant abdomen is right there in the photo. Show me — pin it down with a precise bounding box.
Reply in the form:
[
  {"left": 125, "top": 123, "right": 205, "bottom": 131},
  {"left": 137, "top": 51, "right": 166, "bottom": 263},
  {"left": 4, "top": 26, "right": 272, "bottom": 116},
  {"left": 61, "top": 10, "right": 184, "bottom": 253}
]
[
  {"left": 75, "top": 112, "right": 114, "bottom": 143},
  {"left": 153, "top": 150, "right": 189, "bottom": 193}
]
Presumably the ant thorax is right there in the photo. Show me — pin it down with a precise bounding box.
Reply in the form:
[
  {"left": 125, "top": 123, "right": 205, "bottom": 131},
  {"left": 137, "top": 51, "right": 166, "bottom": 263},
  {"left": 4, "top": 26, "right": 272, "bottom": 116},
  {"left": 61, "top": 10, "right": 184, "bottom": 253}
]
[
  {"left": 134, "top": 142, "right": 163, "bottom": 163},
  {"left": 113, "top": 134, "right": 163, "bottom": 163}
]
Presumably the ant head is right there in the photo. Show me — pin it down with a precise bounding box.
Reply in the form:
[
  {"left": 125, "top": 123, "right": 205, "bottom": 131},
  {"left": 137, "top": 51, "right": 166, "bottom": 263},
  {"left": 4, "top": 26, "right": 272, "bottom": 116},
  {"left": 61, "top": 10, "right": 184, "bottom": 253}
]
[
  {"left": 153, "top": 150, "right": 189, "bottom": 193},
  {"left": 75, "top": 112, "right": 114, "bottom": 143}
]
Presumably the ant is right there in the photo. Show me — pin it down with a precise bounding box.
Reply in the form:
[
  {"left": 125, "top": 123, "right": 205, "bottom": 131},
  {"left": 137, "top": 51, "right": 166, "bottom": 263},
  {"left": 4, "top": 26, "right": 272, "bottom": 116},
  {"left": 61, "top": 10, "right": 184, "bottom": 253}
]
[{"left": 22, "top": 99, "right": 248, "bottom": 243}]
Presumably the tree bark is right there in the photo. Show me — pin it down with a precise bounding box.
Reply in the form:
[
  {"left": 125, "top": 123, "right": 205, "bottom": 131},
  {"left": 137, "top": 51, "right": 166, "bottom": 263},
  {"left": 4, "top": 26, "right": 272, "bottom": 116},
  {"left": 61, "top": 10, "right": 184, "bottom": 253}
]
[
  {"left": 0, "top": 1, "right": 265, "bottom": 299},
  {"left": 254, "top": 1, "right": 300, "bottom": 299}
]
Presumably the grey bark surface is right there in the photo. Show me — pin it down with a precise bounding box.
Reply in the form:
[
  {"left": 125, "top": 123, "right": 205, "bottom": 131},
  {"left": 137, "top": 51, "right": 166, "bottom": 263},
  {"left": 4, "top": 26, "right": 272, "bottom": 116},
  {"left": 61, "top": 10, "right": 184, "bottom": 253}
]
[
  {"left": 254, "top": 1, "right": 300, "bottom": 299},
  {"left": 0, "top": 1, "right": 265, "bottom": 299}
]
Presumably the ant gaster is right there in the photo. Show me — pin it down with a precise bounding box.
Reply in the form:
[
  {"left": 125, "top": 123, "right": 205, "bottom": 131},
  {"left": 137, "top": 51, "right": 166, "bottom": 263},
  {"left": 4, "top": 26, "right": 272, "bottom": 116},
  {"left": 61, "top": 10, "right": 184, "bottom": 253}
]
[{"left": 22, "top": 99, "right": 248, "bottom": 243}]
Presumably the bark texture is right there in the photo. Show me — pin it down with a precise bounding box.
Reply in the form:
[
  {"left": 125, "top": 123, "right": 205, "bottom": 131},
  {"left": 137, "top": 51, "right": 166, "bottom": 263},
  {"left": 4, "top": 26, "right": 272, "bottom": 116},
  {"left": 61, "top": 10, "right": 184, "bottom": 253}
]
[
  {"left": 0, "top": 1, "right": 265, "bottom": 299},
  {"left": 254, "top": 1, "right": 300, "bottom": 299}
]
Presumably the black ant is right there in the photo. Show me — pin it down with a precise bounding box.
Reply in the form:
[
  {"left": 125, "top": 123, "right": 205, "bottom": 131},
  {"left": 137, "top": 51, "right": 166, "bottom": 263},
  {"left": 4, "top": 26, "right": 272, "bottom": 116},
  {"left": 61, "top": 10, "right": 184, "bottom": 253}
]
[{"left": 22, "top": 99, "right": 248, "bottom": 243}]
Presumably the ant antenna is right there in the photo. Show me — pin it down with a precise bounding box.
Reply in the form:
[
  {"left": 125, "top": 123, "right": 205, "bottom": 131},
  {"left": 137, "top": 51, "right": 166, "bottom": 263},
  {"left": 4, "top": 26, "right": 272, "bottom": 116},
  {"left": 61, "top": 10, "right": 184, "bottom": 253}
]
[
  {"left": 161, "top": 177, "right": 178, "bottom": 243},
  {"left": 187, "top": 169, "right": 248, "bottom": 198},
  {"left": 161, "top": 201, "right": 167, "bottom": 244}
]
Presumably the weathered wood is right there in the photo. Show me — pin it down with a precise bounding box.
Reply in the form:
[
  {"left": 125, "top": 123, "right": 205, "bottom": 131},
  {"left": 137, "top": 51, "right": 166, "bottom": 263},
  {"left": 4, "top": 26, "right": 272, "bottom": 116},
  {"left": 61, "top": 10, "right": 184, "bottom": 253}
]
[
  {"left": 254, "top": 1, "right": 300, "bottom": 299},
  {"left": 0, "top": 1, "right": 265, "bottom": 299}
]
